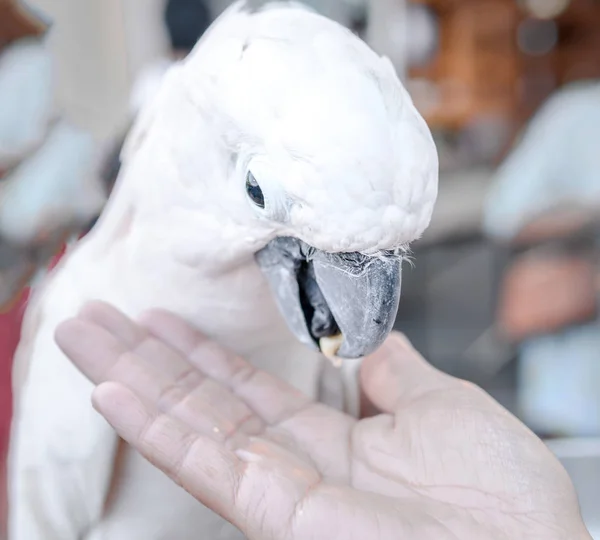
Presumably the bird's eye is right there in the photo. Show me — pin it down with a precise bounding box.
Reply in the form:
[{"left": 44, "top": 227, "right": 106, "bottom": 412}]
[{"left": 246, "top": 171, "right": 265, "bottom": 209}]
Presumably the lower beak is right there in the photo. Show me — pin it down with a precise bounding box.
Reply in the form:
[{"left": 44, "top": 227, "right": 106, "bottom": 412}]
[{"left": 255, "top": 237, "right": 402, "bottom": 359}]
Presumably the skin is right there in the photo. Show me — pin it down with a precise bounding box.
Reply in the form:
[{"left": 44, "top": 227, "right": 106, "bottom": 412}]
[
  {"left": 498, "top": 203, "right": 600, "bottom": 342},
  {"left": 55, "top": 302, "right": 591, "bottom": 540},
  {"left": 511, "top": 203, "right": 600, "bottom": 247}
]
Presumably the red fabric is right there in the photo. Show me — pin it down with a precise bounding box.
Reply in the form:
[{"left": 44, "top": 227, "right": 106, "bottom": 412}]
[
  {"left": 0, "top": 242, "right": 68, "bottom": 534},
  {"left": 0, "top": 289, "right": 29, "bottom": 536}
]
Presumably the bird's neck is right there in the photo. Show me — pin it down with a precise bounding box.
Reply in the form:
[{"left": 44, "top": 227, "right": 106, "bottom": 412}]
[
  {"left": 76, "top": 174, "right": 305, "bottom": 371},
  {"left": 76, "top": 222, "right": 321, "bottom": 394}
]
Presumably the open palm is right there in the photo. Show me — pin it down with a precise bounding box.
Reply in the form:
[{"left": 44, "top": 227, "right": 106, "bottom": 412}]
[{"left": 57, "top": 303, "right": 590, "bottom": 540}]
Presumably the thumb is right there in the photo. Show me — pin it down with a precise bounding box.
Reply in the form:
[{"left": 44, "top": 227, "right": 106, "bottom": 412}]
[{"left": 360, "top": 332, "right": 456, "bottom": 413}]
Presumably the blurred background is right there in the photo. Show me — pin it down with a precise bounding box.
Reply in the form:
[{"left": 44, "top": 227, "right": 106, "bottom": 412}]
[{"left": 0, "top": 0, "right": 599, "bottom": 537}]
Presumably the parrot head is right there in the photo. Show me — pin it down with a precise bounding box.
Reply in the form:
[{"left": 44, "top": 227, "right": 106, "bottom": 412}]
[{"left": 123, "top": 1, "right": 438, "bottom": 359}]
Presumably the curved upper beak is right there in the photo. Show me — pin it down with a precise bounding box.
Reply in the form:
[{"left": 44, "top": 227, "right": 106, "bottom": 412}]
[{"left": 255, "top": 237, "right": 402, "bottom": 359}]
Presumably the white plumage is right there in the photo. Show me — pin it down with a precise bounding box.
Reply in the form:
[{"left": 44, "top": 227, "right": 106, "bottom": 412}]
[{"left": 9, "top": 3, "right": 438, "bottom": 539}]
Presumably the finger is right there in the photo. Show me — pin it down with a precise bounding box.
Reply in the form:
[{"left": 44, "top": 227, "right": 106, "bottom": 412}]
[
  {"left": 57, "top": 302, "right": 202, "bottom": 398},
  {"left": 77, "top": 301, "right": 202, "bottom": 383},
  {"left": 78, "top": 300, "right": 147, "bottom": 349},
  {"left": 141, "top": 309, "right": 358, "bottom": 478},
  {"left": 56, "top": 317, "right": 181, "bottom": 400},
  {"left": 138, "top": 309, "right": 247, "bottom": 380},
  {"left": 63, "top": 306, "right": 352, "bottom": 483},
  {"left": 63, "top": 304, "right": 347, "bottom": 473},
  {"left": 360, "top": 332, "right": 457, "bottom": 413},
  {"left": 156, "top": 375, "right": 265, "bottom": 448},
  {"left": 141, "top": 309, "right": 314, "bottom": 425},
  {"left": 91, "top": 382, "right": 244, "bottom": 525},
  {"left": 55, "top": 318, "right": 133, "bottom": 383},
  {"left": 57, "top": 316, "right": 263, "bottom": 444},
  {"left": 94, "top": 382, "right": 322, "bottom": 538}
]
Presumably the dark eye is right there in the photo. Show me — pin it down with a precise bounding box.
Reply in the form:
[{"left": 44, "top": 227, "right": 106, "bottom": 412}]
[{"left": 246, "top": 171, "right": 265, "bottom": 208}]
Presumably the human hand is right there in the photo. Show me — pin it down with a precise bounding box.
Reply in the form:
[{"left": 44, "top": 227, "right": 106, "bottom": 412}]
[{"left": 56, "top": 302, "right": 591, "bottom": 540}]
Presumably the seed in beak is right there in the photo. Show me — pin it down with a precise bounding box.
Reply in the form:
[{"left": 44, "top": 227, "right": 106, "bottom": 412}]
[{"left": 319, "top": 334, "right": 344, "bottom": 368}]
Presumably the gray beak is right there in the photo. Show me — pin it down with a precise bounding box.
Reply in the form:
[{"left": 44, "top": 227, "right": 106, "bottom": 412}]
[{"left": 255, "top": 237, "right": 402, "bottom": 359}]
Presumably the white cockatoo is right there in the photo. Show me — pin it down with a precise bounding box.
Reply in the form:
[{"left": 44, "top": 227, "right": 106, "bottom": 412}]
[{"left": 8, "top": 2, "right": 438, "bottom": 539}]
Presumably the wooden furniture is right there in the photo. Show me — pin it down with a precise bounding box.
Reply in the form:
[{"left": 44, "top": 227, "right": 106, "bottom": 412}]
[
  {"left": 409, "top": 0, "right": 600, "bottom": 135},
  {"left": 0, "top": 0, "right": 47, "bottom": 48},
  {"left": 519, "top": 0, "right": 600, "bottom": 122},
  {"left": 409, "top": 0, "right": 521, "bottom": 131}
]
